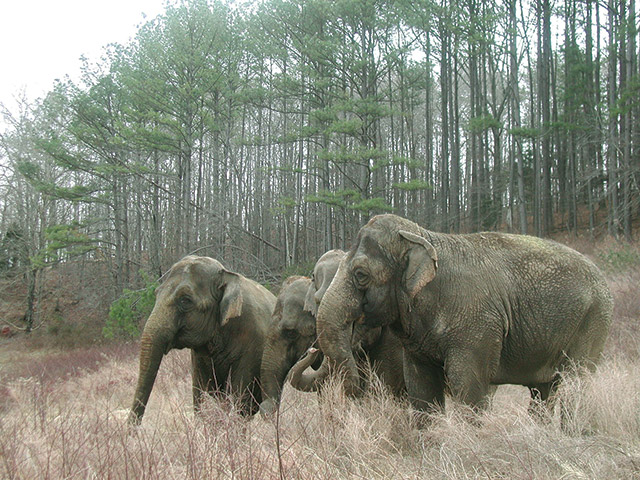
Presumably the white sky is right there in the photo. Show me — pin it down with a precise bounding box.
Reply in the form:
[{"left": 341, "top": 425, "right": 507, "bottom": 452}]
[{"left": 0, "top": 0, "right": 167, "bottom": 118}]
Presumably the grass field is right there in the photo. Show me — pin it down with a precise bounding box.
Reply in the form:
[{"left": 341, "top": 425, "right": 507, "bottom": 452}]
[{"left": 1, "top": 247, "right": 639, "bottom": 479}]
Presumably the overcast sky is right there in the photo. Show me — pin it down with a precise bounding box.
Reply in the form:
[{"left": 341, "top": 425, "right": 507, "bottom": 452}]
[{"left": 0, "top": 0, "right": 167, "bottom": 118}]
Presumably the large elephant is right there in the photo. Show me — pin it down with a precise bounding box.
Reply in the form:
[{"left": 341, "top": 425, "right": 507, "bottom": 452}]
[
  {"left": 316, "top": 214, "right": 613, "bottom": 415},
  {"left": 128, "top": 255, "right": 275, "bottom": 425},
  {"left": 259, "top": 249, "right": 405, "bottom": 415}
]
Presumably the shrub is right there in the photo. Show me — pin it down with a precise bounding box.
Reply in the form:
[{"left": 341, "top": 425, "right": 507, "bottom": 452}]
[{"left": 103, "top": 272, "right": 157, "bottom": 339}]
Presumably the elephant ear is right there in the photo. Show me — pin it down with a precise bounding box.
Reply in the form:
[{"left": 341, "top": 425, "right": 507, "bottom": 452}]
[
  {"left": 399, "top": 230, "right": 438, "bottom": 299},
  {"left": 219, "top": 270, "right": 244, "bottom": 326},
  {"left": 303, "top": 280, "right": 318, "bottom": 316},
  {"left": 272, "top": 296, "right": 283, "bottom": 319}
]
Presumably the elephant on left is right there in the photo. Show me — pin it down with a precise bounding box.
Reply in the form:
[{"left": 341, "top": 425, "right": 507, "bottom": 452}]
[{"left": 128, "top": 255, "right": 276, "bottom": 425}]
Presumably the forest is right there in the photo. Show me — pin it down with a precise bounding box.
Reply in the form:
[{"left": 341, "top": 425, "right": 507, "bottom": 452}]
[
  {"left": 0, "top": 0, "right": 638, "bottom": 332},
  {"left": 1, "top": 2, "right": 640, "bottom": 478}
]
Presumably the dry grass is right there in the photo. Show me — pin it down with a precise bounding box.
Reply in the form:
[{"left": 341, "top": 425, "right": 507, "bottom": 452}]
[
  {"left": 1, "top": 352, "right": 640, "bottom": 479},
  {"left": 1, "top": 266, "right": 639, "bottom": 479}
]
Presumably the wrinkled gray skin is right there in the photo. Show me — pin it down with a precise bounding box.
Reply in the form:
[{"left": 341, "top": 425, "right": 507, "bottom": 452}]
[
  {"left": 303, "top": 250, "right": 346, "bottom": 319},
  {"left": 317, "top": 214, "right": 613, "bottom": 415},
  {"left": 259, "top": 276, "right": 320, "bottom": 415},
  {"left": 259, "top": 250, "right": 345, "bottom": 416},
  {"left": 259, "top": 250, "right": 405, "bottom": 415},
  {"left": 128, "top": 255, "right": 275, "bottom": 425}
]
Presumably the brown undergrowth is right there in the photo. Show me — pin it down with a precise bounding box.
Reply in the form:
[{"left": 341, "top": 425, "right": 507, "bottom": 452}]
[
  {"left": 0, "top": 242, "right": 639, "bottom": 479},
  {"left": 1, "top": 351, "right": 640, "bottom": 479}
]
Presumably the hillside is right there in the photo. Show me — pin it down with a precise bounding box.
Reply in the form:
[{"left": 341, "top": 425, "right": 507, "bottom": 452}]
[{"left": 0, "top": 259, "right": 114, "bottom": 346}]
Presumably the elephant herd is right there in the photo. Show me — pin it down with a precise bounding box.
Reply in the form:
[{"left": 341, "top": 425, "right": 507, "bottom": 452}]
[{"left": 128, "top": 214, "right": 613, "bottom": 426}]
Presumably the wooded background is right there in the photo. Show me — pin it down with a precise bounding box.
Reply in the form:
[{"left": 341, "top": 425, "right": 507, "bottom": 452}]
[{"left": 0, "top": 0, "right": 638, "bottom": 331}]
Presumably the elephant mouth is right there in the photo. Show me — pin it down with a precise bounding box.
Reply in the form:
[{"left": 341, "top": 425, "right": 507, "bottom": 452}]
[{"left": 167, "top": 336, "right": 184, "bottom": 351}]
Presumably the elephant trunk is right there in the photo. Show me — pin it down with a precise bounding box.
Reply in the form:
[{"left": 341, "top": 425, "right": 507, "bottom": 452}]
[
  {"left": 128, "top": 306, "right": 174, "bottom": 425},
  {"left": 259, "top": 340, "right": 292, "bottom": 414},
  {"left": 315, "top": 266, "right": 362, "bottom": 397},
  {"left": 288, "top": 348, "right": 328, "bottom": 392}
]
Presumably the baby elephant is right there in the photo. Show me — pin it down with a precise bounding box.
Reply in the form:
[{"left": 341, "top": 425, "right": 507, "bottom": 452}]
[
  {"left": 259, "top": 250, "right": 405, "bottom": 415},
  {"left": 259, "top": 276, "right": 319, "bottom": 415},
  {"left": 129, "top": 256, "right": 275, "bottom": 425}
]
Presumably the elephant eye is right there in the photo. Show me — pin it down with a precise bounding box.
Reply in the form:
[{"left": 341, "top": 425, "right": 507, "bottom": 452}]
[
  {"left": 353, "top": 268, "right": 370, "bottom": 289},
  {"left": 177, "top": 296, "right": 193, "bottom": 311}
]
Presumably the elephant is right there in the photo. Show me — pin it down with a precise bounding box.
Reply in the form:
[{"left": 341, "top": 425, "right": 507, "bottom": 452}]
[
  {"left": 259, "top": 275, "right": 320, "bottom": 415},
  {"left": 259, "top": 249, "right": 405, "bottom": 415},
  {"left": 315, "top": 214, "right": 613, "bottom": 417},
  {"left": 302, "top": 249, "right": 346, "bottom": 318},
  {"left": 128, "top": 255, "right": 276, "bottom": 425}
]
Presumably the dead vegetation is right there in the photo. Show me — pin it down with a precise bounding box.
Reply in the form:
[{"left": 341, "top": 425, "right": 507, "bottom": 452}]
[
  {"left": 0, "top": 241, "right": 639, "bottom": 479},
  {"left": 1, "top": 349, "right": 640, "bottom": 479}
]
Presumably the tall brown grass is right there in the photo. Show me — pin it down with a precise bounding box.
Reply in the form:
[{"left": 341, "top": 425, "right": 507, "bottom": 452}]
[
  {"left": 1, "top": 267, "right": 639, "bottom": 479},
  {"left": 2, "top": 351, "right": 639, "bottom": 478}
]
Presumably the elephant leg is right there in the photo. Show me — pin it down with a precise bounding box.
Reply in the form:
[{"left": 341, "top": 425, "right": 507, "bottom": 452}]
[
  {"left": 528, "top": 375, "right": 561, "bottom": 421},
  {"left": 445, "top": 351, "right": 494, "bottom": 411},
  {"left": 367, "top": 329, "right": 406, "bottom": 397},
  {"left": 403, "top": 352, "right": 445, "bottom": 415},
  {"left": 228, "top": 357, "right": 262, "bottom": 416},
  {"left": 243, "top": 382, "right": 261, "bottom": 416},
  {"left": 234, "top": 375, "right": 261, "bottom": 417},
  {"left": 191, "top": 351, "right": 216, "bottom": 413}
]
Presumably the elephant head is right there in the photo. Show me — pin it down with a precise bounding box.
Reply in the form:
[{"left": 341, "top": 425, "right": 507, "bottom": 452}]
[
  {"left": 303, "top": 249, "right": 346, "bottom": 317},
  {"left": 315, "top": 215, "right": 436, "bottom": 396},
  {"left": 128, "top": 255, "right": 271, "bottom": 424},
  {"left": 259, "top": 276, "right": 322, "bottom": 415},
  {"left": 259, "top": 250, "right": 348, "bottom": 414},
  {"left": 288, "top": 247, "right": 410, "bottom": 395}
]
